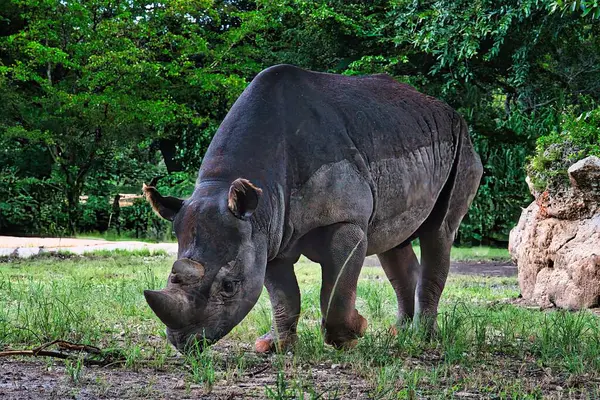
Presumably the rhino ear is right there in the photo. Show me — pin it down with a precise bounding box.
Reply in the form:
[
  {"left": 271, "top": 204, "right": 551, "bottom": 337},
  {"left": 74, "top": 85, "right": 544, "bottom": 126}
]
[
  {"left": 142, "top": 183, "right": 183, "bottom": 221},
  {"left": 228, "top": 178, "right": 262, "bottom": 220}
]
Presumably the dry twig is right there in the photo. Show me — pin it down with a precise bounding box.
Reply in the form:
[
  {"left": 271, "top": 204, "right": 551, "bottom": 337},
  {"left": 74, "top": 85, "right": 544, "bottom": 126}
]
[{"left": 0, "top": 339, "right": 116, "bottom": 366}]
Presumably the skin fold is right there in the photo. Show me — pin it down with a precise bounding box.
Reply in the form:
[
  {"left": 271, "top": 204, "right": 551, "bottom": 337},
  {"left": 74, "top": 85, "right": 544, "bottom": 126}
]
[{"left": 143, "top": 64, "right": 483, "bottom": 353}]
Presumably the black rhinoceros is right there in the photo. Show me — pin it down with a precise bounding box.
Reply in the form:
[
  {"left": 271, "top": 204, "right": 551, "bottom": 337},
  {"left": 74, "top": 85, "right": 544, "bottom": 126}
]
[{"left": 143, "top": 64, "right": 483, "bottom": 353}]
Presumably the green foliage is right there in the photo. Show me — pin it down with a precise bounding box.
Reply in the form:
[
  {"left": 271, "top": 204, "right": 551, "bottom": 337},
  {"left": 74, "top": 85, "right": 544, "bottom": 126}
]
[
  {"left": 552, "top": 0, "right": 600, "bottom": 19},
  {"left": 0, "top": 168, "right": 69, "bottom": 236},
  {"left": 0, "top": 0, "right": 276, "bottom": 234},
  {"left": 2, "top": 0, "right": 600, "bottom": 243},
  {"left": 528, "top": 108, "right": 600, "bottom": 191},
  {"left": 376, "top": 0, "right": 600, "bottom": 243}
]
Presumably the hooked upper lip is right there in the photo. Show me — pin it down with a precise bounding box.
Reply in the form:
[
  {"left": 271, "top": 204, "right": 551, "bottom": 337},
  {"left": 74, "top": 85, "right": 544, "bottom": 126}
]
[{"left": 167, "top": 327, "right": 218, "bottom": 353}]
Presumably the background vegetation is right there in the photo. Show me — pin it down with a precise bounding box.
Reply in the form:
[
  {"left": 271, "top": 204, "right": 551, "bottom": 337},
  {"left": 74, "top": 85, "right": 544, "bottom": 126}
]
[{"left": 1, "top": 0, "right": 599, "bottom": 244}]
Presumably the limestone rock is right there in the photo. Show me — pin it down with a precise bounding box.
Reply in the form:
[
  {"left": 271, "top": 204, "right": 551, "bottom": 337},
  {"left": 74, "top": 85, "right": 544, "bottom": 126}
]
[
  {"left": 509, "top": 156, "right": 600, "bottom": 310},
  {"left": 568, "top": 155, "right": 600, "bottom": 194}
]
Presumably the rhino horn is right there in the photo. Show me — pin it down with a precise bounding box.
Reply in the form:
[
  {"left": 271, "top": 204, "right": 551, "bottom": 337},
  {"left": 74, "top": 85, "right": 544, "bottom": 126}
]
[{"left": 144, "top": 289, "right": 189, "bottom": 329}]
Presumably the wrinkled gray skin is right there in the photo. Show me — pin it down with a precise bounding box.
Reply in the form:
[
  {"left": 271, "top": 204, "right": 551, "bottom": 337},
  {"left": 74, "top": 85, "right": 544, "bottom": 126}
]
[{"left": 143, "top": 64, "right": 483, "bottom": 353}]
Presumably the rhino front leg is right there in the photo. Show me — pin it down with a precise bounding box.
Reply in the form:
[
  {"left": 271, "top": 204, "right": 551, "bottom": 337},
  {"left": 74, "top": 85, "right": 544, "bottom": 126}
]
[
  {"left": 255, "top": 257, "right": 301, "bottom": 353},
  {"left": 311, "top": 223, "right": 368, "bottom": 348},
  {"left": 377, "top": 244, "right": 420, "bottom": 328}
]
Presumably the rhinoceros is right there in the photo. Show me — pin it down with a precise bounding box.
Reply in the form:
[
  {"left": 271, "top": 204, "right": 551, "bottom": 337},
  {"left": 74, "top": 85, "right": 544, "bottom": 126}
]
[{"left": 143, "top": 64, "right": 483, "bottom": 353}]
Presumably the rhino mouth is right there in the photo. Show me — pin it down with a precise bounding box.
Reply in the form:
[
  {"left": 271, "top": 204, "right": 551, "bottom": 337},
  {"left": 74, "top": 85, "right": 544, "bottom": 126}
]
[{"left": 166, "top": 326, "right": 220, "bottom": 353}]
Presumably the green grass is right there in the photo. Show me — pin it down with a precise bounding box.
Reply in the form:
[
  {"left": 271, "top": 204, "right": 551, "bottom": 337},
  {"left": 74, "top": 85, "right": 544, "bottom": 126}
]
[
  {"left": 75, "top": 232, "right": 176, "bottom": 243},
  {"left": 449, "top": 246, "right": 511, "bottom": 262},
  {"left": 0, "top": 253, "right": 598, "bottom": 398},
  {"left": 410, "top": 245, "right": 511, "bottom": 263}
]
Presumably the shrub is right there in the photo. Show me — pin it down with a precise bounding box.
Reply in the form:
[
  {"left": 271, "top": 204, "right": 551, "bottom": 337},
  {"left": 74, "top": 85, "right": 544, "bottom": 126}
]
[
  {"left": 528, "top": 109, "right": 600, "bottom": 192},
  {"left": 118, "top": 172, "right": 195, "bottom": 241},
  {"left": 0, "top": 169, "right": 69, "bottom": 236},
  {"left": 78, "top": 196, "right": 112, "bottom": 233}
]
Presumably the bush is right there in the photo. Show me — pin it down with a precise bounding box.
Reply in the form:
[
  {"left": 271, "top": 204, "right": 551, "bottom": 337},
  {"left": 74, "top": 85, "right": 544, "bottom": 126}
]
[
  {"left": 528, "top": 109, "right": 600, "bottom": 192},
  {"left": 0, "top": 162, "right": 195, "bottom": 240},
  {"left": 456, "top": 135, "right": 531, "bottom": 245},
  {"left": 120, "top": 199, "right": 173, "bottom": 242},
  {"left": 0, "top": 169, "right": 69, "bottom": 236},
  {"left": 78, "top": 196, "right": 112, "bottom": 233},
  {"left": 117, "top": 172, "right": 195, "bottom": 241}
]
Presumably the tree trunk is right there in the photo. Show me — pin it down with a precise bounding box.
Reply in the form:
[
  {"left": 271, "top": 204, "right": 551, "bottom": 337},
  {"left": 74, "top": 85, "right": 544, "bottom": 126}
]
[
  {"left": 158, "top": 138, "right": 183, "bottom": 173},
  {"left": 65, "top": 189, "right": 79, "bottom": 236}
]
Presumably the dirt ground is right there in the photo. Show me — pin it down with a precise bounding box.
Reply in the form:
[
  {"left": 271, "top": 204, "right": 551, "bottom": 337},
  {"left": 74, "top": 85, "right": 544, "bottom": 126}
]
[
  {"left": 0, "top": 236, "right": 177, "bottom": 258},
  {"left": 363, "top": 256, "right": 517, "bottom": 277},
  {"left": 0, "top": 350, "right": 370, "bottom": 399}
]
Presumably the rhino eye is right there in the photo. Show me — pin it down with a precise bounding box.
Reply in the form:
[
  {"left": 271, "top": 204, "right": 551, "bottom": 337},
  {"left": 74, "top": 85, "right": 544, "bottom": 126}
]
[{"left": 221, "top": 280, "right": 238, "bottom": 297}]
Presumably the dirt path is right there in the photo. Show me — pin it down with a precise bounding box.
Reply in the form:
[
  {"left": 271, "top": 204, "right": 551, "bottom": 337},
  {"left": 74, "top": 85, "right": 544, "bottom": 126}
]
[
  {"left": 363, "top": 255, "right": 517, "bottom": 277},
  {"left": 0, "top": 352, "right": 370, "bottom": 400},
  {"left": 0, "top": 236, "right": 177, "bottom": 258}
]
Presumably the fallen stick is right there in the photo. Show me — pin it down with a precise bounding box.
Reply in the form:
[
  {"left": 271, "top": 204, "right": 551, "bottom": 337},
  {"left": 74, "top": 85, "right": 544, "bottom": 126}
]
[
  {"left": 55, "top": 340, "right": 101, "bottom": 354},
  {"left": 246, "top": 364, "right": 270, "bottom": 377},
  {"left": 0, "top": 340, "right": 115, "bottom": 366},
  {"left": 0, "top": 349, "right": 108, "bottom": 366}
]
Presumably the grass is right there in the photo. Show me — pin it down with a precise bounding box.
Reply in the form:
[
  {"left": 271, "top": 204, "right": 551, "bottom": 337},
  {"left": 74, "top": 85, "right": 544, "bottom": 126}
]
[
  {"left": 75, "top": 231, "right": 176, "bottom": 243},
  {"left": 410, "top": 245, "right": 511, "bottom": 263},
  {"left": 449, "top": 246, "right": 511, "bottom": 262},
  {"left": 0, "top": 252, "right": 598, "bottom": 399}
]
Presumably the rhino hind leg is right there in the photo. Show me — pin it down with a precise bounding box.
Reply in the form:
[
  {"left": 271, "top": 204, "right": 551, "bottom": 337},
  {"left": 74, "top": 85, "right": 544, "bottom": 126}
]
[
  {"left": 377, "top": 244, "right": 420, "bottom": 327},
  {"left": 414, "top": 137, "right": 483, "bottom": 334},
  {"left": 414, "top": 227, "right": 454, "bottom": 333},
  {"left": 255, "top": 257, "right": 301, "bottom": 353}
]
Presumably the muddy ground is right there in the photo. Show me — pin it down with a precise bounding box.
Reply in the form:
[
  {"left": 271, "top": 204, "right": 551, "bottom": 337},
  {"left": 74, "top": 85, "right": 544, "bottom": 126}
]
[{"left": 363, "top": 257, "right": 517, "bottom": 277}]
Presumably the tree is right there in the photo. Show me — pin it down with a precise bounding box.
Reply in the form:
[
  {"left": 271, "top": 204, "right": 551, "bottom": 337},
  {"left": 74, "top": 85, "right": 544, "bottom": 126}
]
[
  {"left": 2, "top": 0, "right": 598, "bottom": 242},
  {"left": 359, "top": 0, "right": 600, "bottom": 242},
  {"left": 1, "top": 0, "right": 193, "bottom": 232}
]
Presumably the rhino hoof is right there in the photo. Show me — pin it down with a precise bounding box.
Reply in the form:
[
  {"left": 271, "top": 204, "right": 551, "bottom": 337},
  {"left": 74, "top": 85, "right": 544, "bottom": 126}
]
[
  {"left": 323, "top": 312, "right": 368, "bottom": 348},
  {"left": 254, "top": 332, "right": 296, "bottom": 353}
]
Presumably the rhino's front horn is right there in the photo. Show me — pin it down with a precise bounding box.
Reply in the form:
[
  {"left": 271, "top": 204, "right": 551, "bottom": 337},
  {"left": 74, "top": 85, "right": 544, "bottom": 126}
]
[{"left": 144, "top": 289, "right": 190, "bottom": 329}]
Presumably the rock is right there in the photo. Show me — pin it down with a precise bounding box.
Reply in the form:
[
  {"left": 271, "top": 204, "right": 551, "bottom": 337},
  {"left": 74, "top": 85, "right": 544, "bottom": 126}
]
[
  {"left": 510, "top": 156, "right": 600, "bottom": 310},
  {"left": 531, "top": 156, "right": 600, "bottom": 221},
  {"left": 173, "top": 379, "right": 185, "bottom": 390},
  {"left": 568, "top": 155, "right": 600, "bottom": 194}
]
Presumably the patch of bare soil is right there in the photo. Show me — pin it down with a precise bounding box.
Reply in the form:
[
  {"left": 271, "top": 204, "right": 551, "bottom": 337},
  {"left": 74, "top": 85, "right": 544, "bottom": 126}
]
[
  {"left": 0, "top": 357, "right": 370, "bottom": 399},
  {"left": 363, "top": 255, "right": 517, "bottom": 277},
  {"left": 449, "top": 261, "right": 517, "bottom": 277},
  {"left": 1, "top": 359, "right": 187, "bottom": 399}
]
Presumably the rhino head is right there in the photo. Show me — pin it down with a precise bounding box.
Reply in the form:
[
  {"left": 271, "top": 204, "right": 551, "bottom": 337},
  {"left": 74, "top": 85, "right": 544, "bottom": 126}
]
[{"left": 142, "top": 178, "right": 267, "bottom": 353}]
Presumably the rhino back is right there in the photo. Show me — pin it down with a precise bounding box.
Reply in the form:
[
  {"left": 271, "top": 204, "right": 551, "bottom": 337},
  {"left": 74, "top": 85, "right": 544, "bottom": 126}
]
[{"left": 199, "top": 65, "right": 461, "bottom": 255}]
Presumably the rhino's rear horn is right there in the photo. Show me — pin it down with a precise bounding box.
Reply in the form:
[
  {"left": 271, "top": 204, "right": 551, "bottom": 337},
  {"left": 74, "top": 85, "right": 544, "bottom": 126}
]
[
  {"left": 172, "top": 258, "right": 205, "bottom": 283},
  {"left": 144, "top": 289, "right": 189, "bottom": 329}
]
